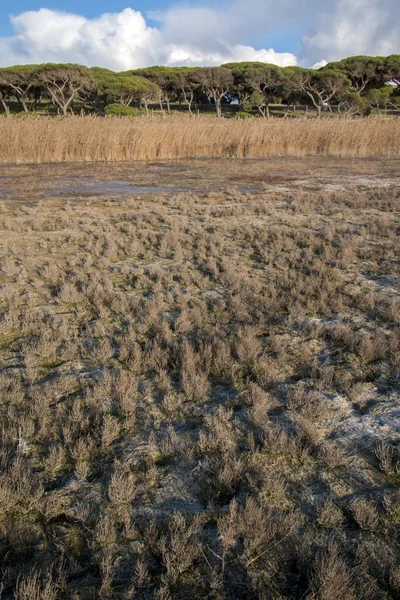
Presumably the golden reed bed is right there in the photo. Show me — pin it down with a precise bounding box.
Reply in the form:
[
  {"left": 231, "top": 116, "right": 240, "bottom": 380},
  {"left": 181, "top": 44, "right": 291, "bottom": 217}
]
[{"left": 1, "top": 115, "right": 400, "bottom": 163}]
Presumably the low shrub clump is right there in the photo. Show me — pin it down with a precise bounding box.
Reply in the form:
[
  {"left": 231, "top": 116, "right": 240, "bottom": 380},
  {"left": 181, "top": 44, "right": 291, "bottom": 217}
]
[{"left": 104, "top": 104, "right": 140, "bottom": 117}]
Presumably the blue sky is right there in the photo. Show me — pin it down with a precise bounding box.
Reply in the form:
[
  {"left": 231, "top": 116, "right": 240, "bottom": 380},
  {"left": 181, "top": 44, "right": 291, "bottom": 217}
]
[
  {"left": 0, "top": 0, "right": 398, "bottom": 70},
  {"left": 0, "top": 1, "right": 158, "bottom": 33}
]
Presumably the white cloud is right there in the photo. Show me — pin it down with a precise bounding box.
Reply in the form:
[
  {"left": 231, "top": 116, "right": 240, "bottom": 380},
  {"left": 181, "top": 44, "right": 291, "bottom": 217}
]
[
  {"left": 311, "top": 59, "right": 328, "bottom": 69},
  {"left": 0, "top": 1, "right": 398, "bottom": 71},
  {"left": 1, "top": 8, "right": 162, "bottom": 70},
  {"left": 165, "top": 43, "right": 298, "bottom": 68},
  {"left": 0, "top": 6, "right": 297, "bottom": 70},
  {"left": 300, "top": 0, "right": 400, "bottom": 64}
]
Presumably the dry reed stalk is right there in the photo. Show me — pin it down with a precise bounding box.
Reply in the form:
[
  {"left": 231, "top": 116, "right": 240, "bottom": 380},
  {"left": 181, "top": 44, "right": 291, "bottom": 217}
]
[{"left": 1, "top": 115, "right": 400, "bottom": 163}]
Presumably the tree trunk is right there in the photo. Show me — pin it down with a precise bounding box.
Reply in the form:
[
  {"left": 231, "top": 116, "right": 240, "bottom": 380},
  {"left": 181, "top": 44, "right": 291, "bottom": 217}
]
[
  {"left": 33, "top": 91, "right": 42, "bottom": 111},
  {"left": 215, "top": 96, "right": 222, "bottom": 118},
  {"left": 16, "top": 94, "right": 29, "bottom": 113},
  {"left": 0, "top": 98, "right": 10, "bottom": 116},
  {"left": 64, "top": 93, "right": 77, "bottom": 117},
  {"left": 317, "top": 105, "right": 322, "bottom": 118},
  {"left": 166, "top": 97, "right": 171, "bottom": 113},
  {"left": 188, "top": 91, "right": 194, "bottom": 115},
  {"left": 93, "top": 104, "right": 105, "bottom": 116}
]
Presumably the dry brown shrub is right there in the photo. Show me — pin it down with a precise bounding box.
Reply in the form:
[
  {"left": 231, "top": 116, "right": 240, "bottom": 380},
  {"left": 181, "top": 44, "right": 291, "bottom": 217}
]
[
  {"left": 385, "top": 298, "right": 400, "bottom": 324},
  {"left": 102, "top": 414, "right": 122, "bottom": 447},
  {"left": 245, "top": 382, "right": 273, "bottom": 429},
  {"left": 92, "top": 370, "right": 138, "bottom": 420},
  {"left": 374, "top": 440, "right": 397, "bottom": 474},
  {"left": 383, "top": 492, "right": 400, "bottom": 525},
  {"left": 71, "top": 436, "right": 97, "bottom": 480},
  {"left": 15, "top": 571, "right": 59, "bottom": 600},
  {"left": 217, "top": 498, "right": 240, "bottom": 562},
  {"left": 286, "top": 381, "right": 317, "bottom": 411},
  {"left": 352, "top": 498, "right": 380, "bottom": 532},
  {"left": 308, "top": 541, "right": 356, "bottom": 600},
  {"left": 318, "top": 442, "right": 348, "bottom": 469},
  {"left": 160, "top": 512, "right": 205, "bottom": 588},
  {"left": 181, "top": 369, "right": 210, "bottom": 402},
  {"left": 199, "top": 407, "right": 236, "bottom": 455},
  {"left": 160, "top": 426, "right": 194, "bottom": 460},
  {"left": 89, "top": 337, "right": 114, "bottom": 365},
  {"left": 99, "top": 547, "right": 116, "bottom": 600},
  {"left": 237, "top": 497, "right": 301, "bottom": 565},
  {"left": 42, "top": 444, "right": 69, "bottom": 479},
  {"left": 314, "top": 365, "right": 335, "bottom": 391},
  {"left": 95, "top": 512, "right": 117, "bottom": 550},
  {"left": 294, "top": 416, "right": 326, "bottom": 447},
  {"left": 0, "top": 458, "right": 44, "bottom": 514},
  {"left": 357, "top": 333, "right": 387, "bottom": 363},
  {"left": 317, "top": 498, "right": 345, "bottom": 529},
  {"left": 155, "top": 368, "right": 172, "bottom": 394},
  {"left": 213, "top": 453, "right": 246, "bottom": 498},
  {"left": 162, "top": 391, "right": 185, "bottom": 414},
  {"left": 257, "top": 468, "right": 288, "bottom": 502},
  {"left": 118, "top": 338, "right": 143, "bottom": 372},
  {"left": 58, "top": 282, "right": 82, "bottom": 304},
  {"left": 329, "top": 322, "right": 357, "bottom": 351},
  {"left": 262, "top": 424, "right": 310, "bottom": 464},
  {"left": 235, "top": 327, "right": 263, "bottom": 373},
  {"left": 108, "top": 468, "right": 138, "bottom": 506},
  {"left": 211, "top": 338, "right": 235, "bottom": 379},
  {"left": 389, "top": 565, "right": 400, "bottom": 596}
]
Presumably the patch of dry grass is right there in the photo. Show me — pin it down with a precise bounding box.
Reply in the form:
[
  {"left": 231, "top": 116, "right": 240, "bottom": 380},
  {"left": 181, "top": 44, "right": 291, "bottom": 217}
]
[
  {"left": 1, "top": 115, "right": 400, "bottom": 164},
  {"left": 0, "top": 161, "right": 399, "bottom": 598}
]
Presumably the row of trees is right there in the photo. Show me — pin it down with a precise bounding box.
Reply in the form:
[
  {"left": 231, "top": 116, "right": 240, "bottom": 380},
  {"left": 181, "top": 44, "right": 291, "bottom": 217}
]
[{"left": 0, "top": 55, "right": 399, "bottom": 118}]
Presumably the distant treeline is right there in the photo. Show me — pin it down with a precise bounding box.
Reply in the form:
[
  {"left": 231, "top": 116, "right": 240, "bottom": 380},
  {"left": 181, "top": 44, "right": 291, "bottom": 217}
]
[{"left": 0, "top": 55, "right": 399, "bottom": 117}]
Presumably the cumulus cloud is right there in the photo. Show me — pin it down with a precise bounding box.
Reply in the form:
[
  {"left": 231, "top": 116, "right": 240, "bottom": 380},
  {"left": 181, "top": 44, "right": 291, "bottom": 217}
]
[
  {"left": 165, "top": 43, "right": 297, "bottom": 68},
  {"left": 300, "top": 0, "right": 400, "bottom": 64},
  {"left": 0, "top": 6, "right": 297, "bottom": 70},
  {"left": 0, "top": 8, "right": 162, "bottom": 70},
  {"left": 311, "top": 60, "right": 328, "bottom": 70},
  {"left": 0, "top": 0, "right": 398, "bottom": 70}
]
